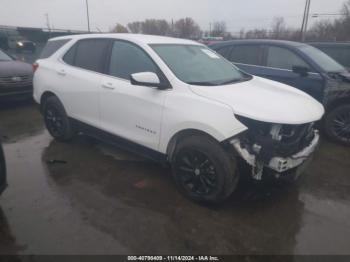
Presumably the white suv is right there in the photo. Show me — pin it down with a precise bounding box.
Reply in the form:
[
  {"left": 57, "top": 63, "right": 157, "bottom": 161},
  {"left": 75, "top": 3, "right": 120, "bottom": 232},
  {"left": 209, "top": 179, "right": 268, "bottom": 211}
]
[{"left": 34, "top": 34, "right": 324, "bottom": 203}]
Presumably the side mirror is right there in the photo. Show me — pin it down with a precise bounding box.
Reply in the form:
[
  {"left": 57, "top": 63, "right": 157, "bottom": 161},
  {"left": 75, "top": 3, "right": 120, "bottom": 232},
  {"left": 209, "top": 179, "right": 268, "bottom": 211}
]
[
  {"left": 130, "top": 72, "right": 169, "bottom": 89},
  {"left": 292, "top": 65, "right": 309, "bottom": 77}
]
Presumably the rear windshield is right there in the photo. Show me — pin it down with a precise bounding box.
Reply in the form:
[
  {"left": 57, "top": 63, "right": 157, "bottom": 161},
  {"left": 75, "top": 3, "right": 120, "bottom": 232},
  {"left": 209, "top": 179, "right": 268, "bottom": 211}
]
[
  {"left": 40, "top": 39, "right": 71, "bottom": 59},
  {"left": 0, "top": 49, "right": 13, "bottom": 61}
]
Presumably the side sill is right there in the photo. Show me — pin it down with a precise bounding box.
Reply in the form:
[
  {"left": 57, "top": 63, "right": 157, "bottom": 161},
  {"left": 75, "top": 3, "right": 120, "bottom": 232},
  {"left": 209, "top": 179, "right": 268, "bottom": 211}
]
[{"left": 69, "top": 118, "right": 168, "bottom": 164}]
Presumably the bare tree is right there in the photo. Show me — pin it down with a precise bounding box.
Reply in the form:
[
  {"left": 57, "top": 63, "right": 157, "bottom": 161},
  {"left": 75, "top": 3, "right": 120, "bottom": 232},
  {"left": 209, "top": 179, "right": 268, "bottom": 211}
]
[
  {"left": 127, "top": 22, "right": 142, "bottom": 33},
  {"left": 211, "top": 21, "right": 227, "bottom": 37},
  {"left": 174, "top": 17, "right": 201, "bottom": 39},
  {"left": 308, "top": 0, "right": 350, "bottom": 41},
  {"left": 141, "top": 19, "right": 170, "bottom": 35},
  {"left": 245, "top": 29, "right": 269, "bottom": 39},
  {"left": 271, "top": 17, "right": 286, "bottom": 39},
  {"left": 239, "top": 28, "right": 245, "bottom": 39},
  {"left": 111, "top": 23, "right": 128, "bottom": 33},
  {"left": 341, "top": 0, "right": 350, "bottom": 15}
]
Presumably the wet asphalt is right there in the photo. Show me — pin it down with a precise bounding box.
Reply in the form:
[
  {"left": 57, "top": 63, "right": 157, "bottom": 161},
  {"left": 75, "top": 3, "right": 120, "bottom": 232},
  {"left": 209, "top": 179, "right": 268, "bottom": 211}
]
[{"left": 0, "top": 101, "right": 349, "bottom": 255}]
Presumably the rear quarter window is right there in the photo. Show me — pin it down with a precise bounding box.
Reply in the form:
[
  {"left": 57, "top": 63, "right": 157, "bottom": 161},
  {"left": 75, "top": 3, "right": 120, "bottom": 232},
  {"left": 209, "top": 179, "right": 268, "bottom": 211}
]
[
  {"left": 39, "top": 39, "right": 71, "bottom": 59},
  {"left": 72, "top": 39, "right": 110, "bottom": 73}
]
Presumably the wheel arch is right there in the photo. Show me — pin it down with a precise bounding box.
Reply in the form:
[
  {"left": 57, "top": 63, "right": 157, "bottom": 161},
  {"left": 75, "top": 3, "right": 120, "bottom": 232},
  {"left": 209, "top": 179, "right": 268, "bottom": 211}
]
[
  {"left": 326, "top": 96, "right": 350, "bottom": 113},
  {"left": 166, "top": 128, "right": 222, "bottom": 161},
  {"left": 39, "top": 91, "right": 59, "bottom": 113}
]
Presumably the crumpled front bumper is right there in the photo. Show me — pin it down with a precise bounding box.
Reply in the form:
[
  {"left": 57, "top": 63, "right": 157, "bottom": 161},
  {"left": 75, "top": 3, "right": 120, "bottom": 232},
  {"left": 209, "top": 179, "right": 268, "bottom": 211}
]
[
  {"left": 267, "top": 132, "right": 319, "bottom": 173},
  {"left": 230, "top": 130, "right": 320, "bottom": 179}
]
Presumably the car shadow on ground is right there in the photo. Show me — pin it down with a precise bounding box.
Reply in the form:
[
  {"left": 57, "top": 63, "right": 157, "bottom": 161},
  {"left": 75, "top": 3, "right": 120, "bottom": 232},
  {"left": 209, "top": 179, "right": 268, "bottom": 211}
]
[
  {"left": 0, "top": 208, "right": 24, "bottom": 257},
  {"left": 41, "top": 136, "right": 304, "bottom": 254}
]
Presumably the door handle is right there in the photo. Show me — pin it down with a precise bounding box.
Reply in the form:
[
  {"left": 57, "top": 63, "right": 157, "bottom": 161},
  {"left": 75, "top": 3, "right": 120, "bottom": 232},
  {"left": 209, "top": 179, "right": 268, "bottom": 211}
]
[
  {"left": 102, "top": 82, "right": 115, "bottom": 90},
  {"left": 57, "top": 69, "right": 66, "bottom": 76}
]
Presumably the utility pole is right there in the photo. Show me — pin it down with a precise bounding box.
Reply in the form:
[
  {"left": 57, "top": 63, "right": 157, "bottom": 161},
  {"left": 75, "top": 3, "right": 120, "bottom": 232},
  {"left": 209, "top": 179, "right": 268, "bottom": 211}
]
[
  {"left": 85, "top": 0, "right": 91, "bottom": 32},
  {"left": 300, "top": 0, "right": 311, "bottom": 42},
  {"left": 209, "top": 23, "right": 212, "bottom": 37},
  {"left": 171, "top": 19, "right": 174, "bottom": 36},
  {"left": 45, "top": 13, "right": 51, "bottom": 32}
]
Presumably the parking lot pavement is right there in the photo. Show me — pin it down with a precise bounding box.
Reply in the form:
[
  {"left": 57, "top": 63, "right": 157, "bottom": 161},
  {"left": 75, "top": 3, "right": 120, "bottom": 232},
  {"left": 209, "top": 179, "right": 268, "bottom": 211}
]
[{"left": 0, "top": 101, "right": 350, "bottom": 255}]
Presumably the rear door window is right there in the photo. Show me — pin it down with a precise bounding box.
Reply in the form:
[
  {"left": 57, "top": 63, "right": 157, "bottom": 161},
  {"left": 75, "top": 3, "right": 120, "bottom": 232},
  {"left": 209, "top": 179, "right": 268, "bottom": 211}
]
[
  {"left": 40, "top": 39, "right": 70, "bottom": 59},
  {"left": 229, "top": 45, "right": 264, "bottom": 66},
  {"left": 73, "top": 39, "right": 110, "bottom": 73},
  {"left": 214, "top": 46, "right": 232, "bottom": 58},
  {"left": 266, "top": 46, "right": 309, "bottom": 70}
]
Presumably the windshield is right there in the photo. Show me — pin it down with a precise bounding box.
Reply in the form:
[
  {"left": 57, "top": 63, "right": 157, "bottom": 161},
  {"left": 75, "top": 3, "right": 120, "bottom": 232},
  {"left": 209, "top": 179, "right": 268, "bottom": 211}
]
[
  {"left": 299, "top": 45, "right": 345, "bottom": 73},
  {"left": 0, "top": 50, "right": 13, "bottom": 61},
  {"left": 151, "top": 44, "right": 249, "bottom": 86}
]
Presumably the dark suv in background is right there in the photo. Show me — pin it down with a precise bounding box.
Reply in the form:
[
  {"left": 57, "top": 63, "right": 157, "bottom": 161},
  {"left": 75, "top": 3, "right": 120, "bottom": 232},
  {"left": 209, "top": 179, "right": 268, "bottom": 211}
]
[
  {"left": 310, "top": 42, "right": 350, "bottom": 71},
  {"left": 210, "top": 40, "right": 350, "bottom": 145}
]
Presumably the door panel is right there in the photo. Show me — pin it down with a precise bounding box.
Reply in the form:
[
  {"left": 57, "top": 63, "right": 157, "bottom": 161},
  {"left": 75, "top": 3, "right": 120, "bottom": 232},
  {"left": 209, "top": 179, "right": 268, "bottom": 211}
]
[
  {"left": 100, "top": 40, "right": 167, "bottom": 151},
  {"left": 233, "top": 45, "right": 325, "bottom": 102},
  {"left": 100, "top": 76, "right": 166, "bottom": 151},
  {"left": 263, "top": 46, "right": 325, "bottom": 101},
  {"left": 58, "top": 38, "right": 110, "bottom": 127},
  {"left": 252, "top": 66, "right": 324, "bottom": 101},
  {"left": 57, "top": 65, "right": 102, "bottom": 126}
]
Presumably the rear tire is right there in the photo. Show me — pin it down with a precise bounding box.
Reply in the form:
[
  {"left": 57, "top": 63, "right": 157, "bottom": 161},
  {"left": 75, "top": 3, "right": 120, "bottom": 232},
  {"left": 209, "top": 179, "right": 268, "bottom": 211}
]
[
  {"left": 170, "top": 135, "right": 239, "bottom": 204},
  {"left": 324, "top": 104, "right": 350, "bottom": 146},
  {"left": 43, "top": 96, "right": 74, "bottom": 142}
]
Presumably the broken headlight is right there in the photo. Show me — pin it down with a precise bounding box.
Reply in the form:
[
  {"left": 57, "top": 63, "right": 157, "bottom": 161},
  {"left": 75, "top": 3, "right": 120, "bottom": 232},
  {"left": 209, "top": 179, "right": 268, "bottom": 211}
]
[{"left": 235, "top": 115, "right": 315, "bottom": 162}]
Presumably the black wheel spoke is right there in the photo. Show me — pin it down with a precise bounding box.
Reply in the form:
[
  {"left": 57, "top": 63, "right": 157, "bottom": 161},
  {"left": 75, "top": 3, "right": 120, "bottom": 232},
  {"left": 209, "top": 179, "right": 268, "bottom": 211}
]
[
  {"left": 179, "top": 166, "right": 194, "bottom": 173},
  {"left": 45, "top": 106, "right": 65, "bottom": 137},
  {"left": 175, "top": 148, "right": 218, "bottom": 196},
  {"left": 181, "top": 173, "right": 195, "bottom": 185},
  {"left": 330, "top": 108, "right": 350, "bottom": 142},
  {"left": 182, "top": 155, "right": 194, "bottom": 168}
]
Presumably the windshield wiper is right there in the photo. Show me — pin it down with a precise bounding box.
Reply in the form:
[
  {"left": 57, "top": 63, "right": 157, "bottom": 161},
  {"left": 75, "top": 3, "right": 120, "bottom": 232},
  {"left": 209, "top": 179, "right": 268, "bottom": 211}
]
[
  {"left": 219, "top": 75, "right": 253, "bottom": 85},
  {"left": 188, "top": 81, "right": 218, "bottom": 86}
]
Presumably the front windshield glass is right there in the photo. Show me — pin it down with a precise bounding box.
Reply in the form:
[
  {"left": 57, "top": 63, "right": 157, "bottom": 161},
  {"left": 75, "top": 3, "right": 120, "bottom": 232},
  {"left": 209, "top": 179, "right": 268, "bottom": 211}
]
[
  {"left": 0, "top": 50, "right": 13, "bottom": 61},
  {"left": 299, "top": 45, "right": 345, "bottom": 73},
  {"left": 151, "top": 44, "right": 249, "bottom": 86}
]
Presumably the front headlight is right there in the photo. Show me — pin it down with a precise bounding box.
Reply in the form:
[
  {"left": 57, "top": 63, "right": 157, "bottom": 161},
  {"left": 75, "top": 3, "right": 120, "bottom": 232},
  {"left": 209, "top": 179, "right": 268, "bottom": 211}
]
[{"left": 17, "top": 42, "right": 23, "bottom": 47}]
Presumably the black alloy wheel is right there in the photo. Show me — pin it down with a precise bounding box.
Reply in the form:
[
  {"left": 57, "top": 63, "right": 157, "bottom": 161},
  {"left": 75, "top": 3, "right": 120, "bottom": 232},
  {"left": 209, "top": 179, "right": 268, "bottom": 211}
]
[
  {"left": 43, "top": 96, "right": 74, "bottom": 142},
  {"left": 45, "top": 106, "right": 65, "bottom": 137},
  {"left": 325, "top": 104, "right": 350, "bottom": 145},
  {"left": 174, "top": 149, "right": 218, "bottom": 196}
]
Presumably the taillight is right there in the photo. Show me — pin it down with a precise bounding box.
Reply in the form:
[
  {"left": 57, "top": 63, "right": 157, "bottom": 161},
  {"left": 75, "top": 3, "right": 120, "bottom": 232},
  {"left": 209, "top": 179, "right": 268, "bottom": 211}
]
[{"left": 32, "top": 63, "right": 39, "bottom": 74}]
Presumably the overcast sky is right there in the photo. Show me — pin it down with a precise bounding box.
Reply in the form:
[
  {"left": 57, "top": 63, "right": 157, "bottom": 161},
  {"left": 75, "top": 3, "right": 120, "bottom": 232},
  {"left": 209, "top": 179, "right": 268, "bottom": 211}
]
[{"left": 0, "top": 0, "right": 346, "bottom": 34}]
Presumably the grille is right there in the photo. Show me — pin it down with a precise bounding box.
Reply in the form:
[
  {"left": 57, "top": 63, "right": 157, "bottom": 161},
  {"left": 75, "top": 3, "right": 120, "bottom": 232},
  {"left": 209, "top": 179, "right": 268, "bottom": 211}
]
[
  {"left": 0, "top": 75, "right": 33, "bottom": 87},
  {"left": 236, "top": 115, "right": 315, "bottom": 161}
]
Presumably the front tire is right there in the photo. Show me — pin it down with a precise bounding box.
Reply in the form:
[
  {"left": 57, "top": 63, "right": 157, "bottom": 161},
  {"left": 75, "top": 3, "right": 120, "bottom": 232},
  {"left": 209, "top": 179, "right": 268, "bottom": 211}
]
[
  {"left": 171, "top": 135, "right": 239, "bottom": 204},
  {"left": 43, "top": 96, "right": 74, "bottom": 142},
  {"left": 324, "top": 104, "right": 350, "bottom": 146}
]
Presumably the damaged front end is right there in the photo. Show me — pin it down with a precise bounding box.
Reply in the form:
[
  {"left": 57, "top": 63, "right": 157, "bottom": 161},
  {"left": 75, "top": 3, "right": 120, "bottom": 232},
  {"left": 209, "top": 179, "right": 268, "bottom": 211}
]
[{"left": 230, "top": 116, "right": 319, "bottom": 180}]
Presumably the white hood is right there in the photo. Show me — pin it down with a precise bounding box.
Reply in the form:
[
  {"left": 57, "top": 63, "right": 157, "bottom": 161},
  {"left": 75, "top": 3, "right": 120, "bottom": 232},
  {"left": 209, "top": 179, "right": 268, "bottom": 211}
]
[{"left": 190, "top": 76, "right": 325, "bottom": 125}]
